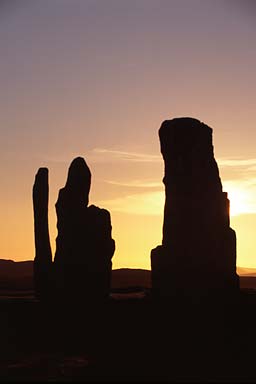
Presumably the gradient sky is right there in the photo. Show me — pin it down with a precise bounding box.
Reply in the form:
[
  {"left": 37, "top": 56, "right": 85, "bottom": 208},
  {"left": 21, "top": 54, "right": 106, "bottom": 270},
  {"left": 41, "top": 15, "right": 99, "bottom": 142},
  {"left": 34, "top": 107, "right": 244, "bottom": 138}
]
[{"left": 1, "top": 0, "right": 256, "bottom": 269}]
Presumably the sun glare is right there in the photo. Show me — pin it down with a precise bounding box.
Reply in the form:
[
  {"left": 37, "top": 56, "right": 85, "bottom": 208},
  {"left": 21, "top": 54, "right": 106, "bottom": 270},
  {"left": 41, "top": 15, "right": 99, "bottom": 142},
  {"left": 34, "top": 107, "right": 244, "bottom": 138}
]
[
  {"left": 228, "top": 189, "right": 247, "bottom": 216},
  {"left": 225, "top": 184, "right": 254, "bottom": 216}
]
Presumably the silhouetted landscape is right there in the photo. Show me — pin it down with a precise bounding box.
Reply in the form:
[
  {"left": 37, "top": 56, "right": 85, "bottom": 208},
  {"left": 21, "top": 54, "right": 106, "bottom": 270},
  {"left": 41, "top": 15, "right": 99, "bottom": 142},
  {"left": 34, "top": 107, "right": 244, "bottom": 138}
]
[
  {"left": 2, "top": 264, "right": 256, "bottom": 382},
  {"left": 3, "top": 0, "right": 256, "bottom": 379},
  {"left": 2, "top": 118, "right": 256, "bottom": 382},
  {"left": 0, "top": 259, "right": 256, "bottom": 295}
]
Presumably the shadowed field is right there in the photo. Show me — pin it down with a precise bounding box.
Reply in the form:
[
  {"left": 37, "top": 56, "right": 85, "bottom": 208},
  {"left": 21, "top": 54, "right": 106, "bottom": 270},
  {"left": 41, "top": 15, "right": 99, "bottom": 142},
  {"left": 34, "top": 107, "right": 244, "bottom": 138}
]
[
  {"left": 2, "top": 293, "right": 256, "bottom": 382},
  {"left": 1, "top": 260, "right": 256, "bottom": 381}
]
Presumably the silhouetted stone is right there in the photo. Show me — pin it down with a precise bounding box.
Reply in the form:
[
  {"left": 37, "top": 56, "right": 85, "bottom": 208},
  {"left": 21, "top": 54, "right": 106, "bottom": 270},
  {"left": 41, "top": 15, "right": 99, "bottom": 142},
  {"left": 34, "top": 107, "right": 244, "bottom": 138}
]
[
  {"left": 151, "top": 118, "right": 239, "bottom": 300},
  {"left": 53, "top": 157, "right": 115, "bottom": 301},
  {"left": 33, "top": 168, "right": 53, "bottom": 300}
]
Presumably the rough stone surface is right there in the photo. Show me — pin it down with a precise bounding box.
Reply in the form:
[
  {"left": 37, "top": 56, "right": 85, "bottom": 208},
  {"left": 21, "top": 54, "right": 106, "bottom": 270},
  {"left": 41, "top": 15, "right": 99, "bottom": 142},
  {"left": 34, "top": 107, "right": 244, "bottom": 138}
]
[
  {"left": 53, "top": 157, "right": 115, "bottom": 301},
  {"left": 151, "top": 118, "right": 239, "bottom": 300},
  {"left": 33, "top": 168, "right": 53, "bottom": 300}
]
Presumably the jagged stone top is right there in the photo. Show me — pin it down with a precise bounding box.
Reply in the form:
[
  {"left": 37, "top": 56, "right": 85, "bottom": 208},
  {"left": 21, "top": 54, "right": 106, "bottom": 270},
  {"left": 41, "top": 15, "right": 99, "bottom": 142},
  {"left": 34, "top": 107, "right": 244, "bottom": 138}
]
[
  {"left": 159, "top": 117, "right": 212, "bottom": 134},
  {"left": 159, "top": 117, "right": 222, "bottom": 195},
  {"left": 159, "top": 117, "right": 213, "bottom": 160}
]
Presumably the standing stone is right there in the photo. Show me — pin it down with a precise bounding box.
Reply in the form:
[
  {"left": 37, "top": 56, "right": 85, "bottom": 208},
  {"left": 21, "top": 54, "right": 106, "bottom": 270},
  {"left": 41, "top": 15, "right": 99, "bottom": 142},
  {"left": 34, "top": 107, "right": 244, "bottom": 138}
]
[
  {"left": 33, "top": 168, "right": 53, "bottom": 300},
  {"left": 53, "top": 157, "right": 115, "bottom": 302},
  {"left": 151, "top": 118, "right": 239, "bottom": 300}
]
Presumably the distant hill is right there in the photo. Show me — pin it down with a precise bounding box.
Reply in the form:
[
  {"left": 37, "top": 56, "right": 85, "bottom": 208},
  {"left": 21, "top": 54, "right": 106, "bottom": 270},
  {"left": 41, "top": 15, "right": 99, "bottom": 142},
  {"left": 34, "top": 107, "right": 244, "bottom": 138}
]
[
  {"left": 0, "top": 259, "right": 33, "bottom": 289},
  {"left": 111, "top": 268, "right": 151, "bottom": 290},
  {"left": 0, "top": 259, "right": 256, "bottom": 291},
  {"left": 237, "top": 266, "right": 256, "bottom": 276},
  {"left": 0, "top": 259, "right": 151, "bottom": 291},
  {"left": 0, "top": 259, "right": 33, "bottom": 275}
]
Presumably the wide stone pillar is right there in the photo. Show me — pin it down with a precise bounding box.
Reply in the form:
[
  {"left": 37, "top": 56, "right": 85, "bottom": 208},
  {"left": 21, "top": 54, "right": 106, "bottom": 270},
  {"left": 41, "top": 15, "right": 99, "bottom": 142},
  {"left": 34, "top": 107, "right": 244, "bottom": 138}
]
[{"left": 151, "top": 118, "right": 239, "bottom": 300}]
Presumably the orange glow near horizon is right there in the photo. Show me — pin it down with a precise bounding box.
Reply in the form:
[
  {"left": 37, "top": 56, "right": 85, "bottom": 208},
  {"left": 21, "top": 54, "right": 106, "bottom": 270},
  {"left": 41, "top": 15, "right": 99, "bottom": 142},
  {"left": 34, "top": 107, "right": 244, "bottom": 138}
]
[{"left": 2, "top": 160, "right": 256, "bottom": 271}]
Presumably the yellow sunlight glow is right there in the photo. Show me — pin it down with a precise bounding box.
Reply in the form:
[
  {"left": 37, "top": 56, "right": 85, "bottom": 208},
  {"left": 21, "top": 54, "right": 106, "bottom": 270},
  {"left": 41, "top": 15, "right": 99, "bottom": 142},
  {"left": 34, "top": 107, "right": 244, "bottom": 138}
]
[
  {"left": 97, "top": 191, "right": 165, "bottom": 216},
  {"left": 100, "top": 185, "right": 255, "bottom": 218},
  {"left": 226, "top": 184, "right": 254, "bottom": 216},
  {"left": 228, "top": 189, "right": 246, "bottom": 216}
]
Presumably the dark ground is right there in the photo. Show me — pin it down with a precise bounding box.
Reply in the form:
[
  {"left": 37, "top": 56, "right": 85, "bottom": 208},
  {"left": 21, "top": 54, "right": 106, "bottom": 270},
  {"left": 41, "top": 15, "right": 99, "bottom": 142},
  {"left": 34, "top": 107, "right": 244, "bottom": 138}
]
[{"left": 1, "top": 291, "right": 256, "bottom": 382}]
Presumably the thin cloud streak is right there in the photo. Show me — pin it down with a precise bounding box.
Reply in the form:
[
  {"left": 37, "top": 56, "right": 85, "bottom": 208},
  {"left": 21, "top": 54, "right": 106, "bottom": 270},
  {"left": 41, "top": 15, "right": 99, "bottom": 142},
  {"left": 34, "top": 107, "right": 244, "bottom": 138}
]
[
  {"left": 97, "top": 191, "right": 165, "bottom": 216},
  {"left": 43, "top": 153, "right": 256, "bottom": 168},
  {"left": 218, "top": 158, "right": 256, "bottom": 167},
  {"left": 91, "top": 148, "right": 161, "bottom": 163},
  {"left": 104, "top": 179, "right": 162, "bottom": 188}
]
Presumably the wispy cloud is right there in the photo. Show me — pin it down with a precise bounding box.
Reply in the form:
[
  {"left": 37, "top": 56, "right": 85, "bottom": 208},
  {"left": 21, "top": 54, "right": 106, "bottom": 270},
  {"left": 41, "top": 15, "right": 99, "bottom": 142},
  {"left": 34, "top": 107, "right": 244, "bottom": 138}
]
[
  {"left": 97, "top": 191, "right": 165, "bottom": 216},
  {"left": 104, "top": 179, "right": 162, "bottom": 188},
  {"left": 218, "top": 157, "right": 256, "bottom": 169},
  {"left": 91, "top": 148, "right": 161, "bottom": 163},
  {"left": 42, "top": 152, "right": 256, "bottom": 170},
  {"left": 218, "top": 158, "right": 256, "bottom": 167}
]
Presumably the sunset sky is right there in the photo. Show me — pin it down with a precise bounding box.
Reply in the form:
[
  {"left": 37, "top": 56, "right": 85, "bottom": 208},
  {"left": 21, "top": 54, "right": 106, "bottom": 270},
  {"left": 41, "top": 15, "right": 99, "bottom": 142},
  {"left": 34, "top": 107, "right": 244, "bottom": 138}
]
[{"left": 1, "top": 0, "right": 256, "bottom": 269}]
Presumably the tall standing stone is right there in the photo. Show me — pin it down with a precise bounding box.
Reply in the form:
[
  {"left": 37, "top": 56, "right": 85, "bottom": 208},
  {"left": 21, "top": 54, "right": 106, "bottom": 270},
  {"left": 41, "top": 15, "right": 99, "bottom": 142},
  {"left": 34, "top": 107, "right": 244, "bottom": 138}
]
[
  {"left": 151, "top": 118, "right": 239, "bottom": 300},
  {"left": 33, "top": 168, "right": 53, "bottom": 300},
  {"left": 53, "top": 157, "right": 115, "bottom": 302}
]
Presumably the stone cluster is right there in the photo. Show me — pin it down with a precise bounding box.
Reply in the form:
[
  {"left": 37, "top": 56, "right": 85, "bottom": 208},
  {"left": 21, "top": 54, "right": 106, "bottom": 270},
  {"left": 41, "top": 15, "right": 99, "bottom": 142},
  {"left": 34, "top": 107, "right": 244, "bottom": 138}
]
[
  {"left": 32, "top": 157, "right": 115, "bottom": 302},
  {"left": 33, "top": 118, "right": 239, "bottom": 303}
]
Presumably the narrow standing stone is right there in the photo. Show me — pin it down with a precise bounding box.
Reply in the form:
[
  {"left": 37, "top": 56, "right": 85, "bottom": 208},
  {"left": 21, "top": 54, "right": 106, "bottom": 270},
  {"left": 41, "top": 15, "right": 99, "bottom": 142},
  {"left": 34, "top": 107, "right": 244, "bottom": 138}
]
[{"left": 33, "top": 168, "right": 52, "bottom": 300}]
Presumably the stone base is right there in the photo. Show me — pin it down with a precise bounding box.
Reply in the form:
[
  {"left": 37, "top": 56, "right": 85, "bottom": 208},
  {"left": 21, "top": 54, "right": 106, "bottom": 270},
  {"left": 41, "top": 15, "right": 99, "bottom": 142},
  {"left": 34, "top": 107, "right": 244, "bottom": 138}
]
[
  {"left": 151, "top": 245, "right": 239, "bottom": 302},
  {"left": 52, "top": 263, "right": 112, "bottom": 302}
]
